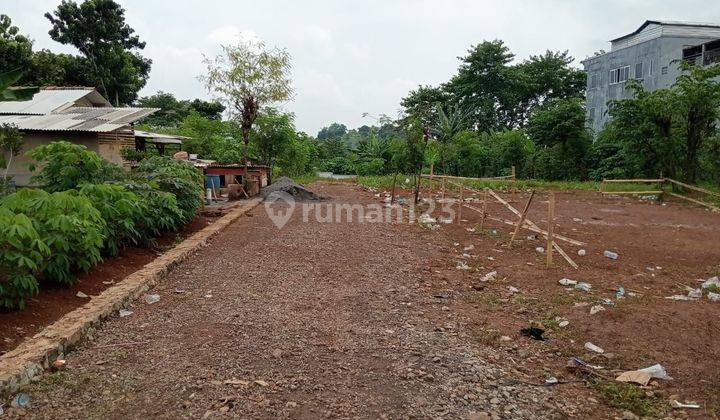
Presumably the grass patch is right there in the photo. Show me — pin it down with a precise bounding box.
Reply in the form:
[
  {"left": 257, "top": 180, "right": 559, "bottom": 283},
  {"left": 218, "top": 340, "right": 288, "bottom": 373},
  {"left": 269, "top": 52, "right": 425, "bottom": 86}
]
[
  {"left": 467, "top": 291, "right": 502, "bottom": 307},
  {"left": 594, "top": 380, "right": 666, "bottom": 417},
  {"left": 291, "top": 173, "right": 320, "bottom": 185},
  {"left": 471, "top": 328, "right": 502, "bottom": 345}
]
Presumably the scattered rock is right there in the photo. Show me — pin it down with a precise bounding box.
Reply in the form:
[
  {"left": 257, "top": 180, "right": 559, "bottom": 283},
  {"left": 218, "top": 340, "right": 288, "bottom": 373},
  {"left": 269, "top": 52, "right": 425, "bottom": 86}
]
[{"left": 76, "top": 291, "right": 89, "bottom": 298}]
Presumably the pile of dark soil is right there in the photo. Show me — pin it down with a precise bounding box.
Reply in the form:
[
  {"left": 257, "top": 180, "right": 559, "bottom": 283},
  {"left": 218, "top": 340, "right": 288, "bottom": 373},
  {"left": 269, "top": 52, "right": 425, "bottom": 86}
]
[{"left": 261, "top": 177, "right": 326, "bottom": 201}]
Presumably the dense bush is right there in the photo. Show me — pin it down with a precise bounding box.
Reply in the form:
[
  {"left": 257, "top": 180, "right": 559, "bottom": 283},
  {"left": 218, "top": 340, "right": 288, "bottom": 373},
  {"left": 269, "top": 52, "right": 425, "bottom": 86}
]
[
  {"left": 0, "top": 189, "right": 105, "bottom": 285},
  {"left": 28, "top": 141, "right": 126, "bottom": 191},
  {"left": 119, "top": 180, "right": 185, "bottom": 239},
  {"left": 78, "top": 183, "right": 144, "bottom": 256},
  {"left": 0, "top": 207, "right": 49, "bottom": 309},
  {"left": 135, "top": 156, "right": 203, "bottom": 223}
]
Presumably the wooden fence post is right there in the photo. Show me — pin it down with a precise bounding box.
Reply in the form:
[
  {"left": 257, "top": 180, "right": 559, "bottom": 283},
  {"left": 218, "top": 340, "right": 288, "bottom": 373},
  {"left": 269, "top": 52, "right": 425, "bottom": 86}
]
[
  {"left": 479, "top": 188, "right": 488, "bottom": 231},
  {"left": 510, "top": 190, "right": 535, "bottom": 247},
  {"left": 546, "top": 191, "right": 555, "bottom": 267},
  {"left": 511, "top": 165, "right": 516, "bottom": 181},
  {"left": 457, "top": 183, "right": 463, "bottom": 222},
  {"left": 441, "top": 177, "right": 446, "bottom": 199}
]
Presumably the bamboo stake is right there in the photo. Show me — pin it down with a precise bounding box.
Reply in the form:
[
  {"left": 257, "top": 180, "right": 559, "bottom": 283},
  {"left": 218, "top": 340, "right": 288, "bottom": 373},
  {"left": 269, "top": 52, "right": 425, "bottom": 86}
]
[
  {"left": 479, "top": 188, "right": 488, "bottom": 231},
  {"left": 511, "top": 165, "right": 516, "bottom": 181},
  {"left": 441, "top": 177, "right": 446, "bottom": 199},
  {"left": 510, "top": 190, "right": 535, "bottom": 247},
  {"left": 458, "top": 182, "right": 463, "bottom": 222},
  {"left": 547, "top": 191, "right": 555, "bottom": 268},
  {"left": 486, "top": 188, "right": 585, "bottom": 246},
  {"left": 666, "top": 191, "right": 720, "bottom": 212}
]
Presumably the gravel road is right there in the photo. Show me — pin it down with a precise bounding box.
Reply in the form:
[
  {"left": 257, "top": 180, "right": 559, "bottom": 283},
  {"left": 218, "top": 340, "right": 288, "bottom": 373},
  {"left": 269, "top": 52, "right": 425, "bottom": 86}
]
[{"left": 10, "top": 183, "right": 583, "bottom": 419}]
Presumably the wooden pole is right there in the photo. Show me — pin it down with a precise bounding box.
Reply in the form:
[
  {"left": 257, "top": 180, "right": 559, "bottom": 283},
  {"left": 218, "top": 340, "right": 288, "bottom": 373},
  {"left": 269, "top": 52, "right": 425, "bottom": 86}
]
[
  {"left": 429, "top": 162, "right": 434, "bottom": 180},
  {"left": 511, "top": 165, "right": 516, "bottom": 181},
  {"left": 546, "top": 192, "right": 555, "bottom": 268},
  {"left": 479, "top": 188, "right": 488, "bottom": 231},
  {"left": 509, "top": 190, "right": 535, "bottom": 247},
  {"left": 457, "top": 182, "right": 463, "bottom": 222},
  {"left": 390, "top": 172, "right": 398, "bottom": 204},
  {"left": 441, "top": 177, "right": 446, "bottom": 199}
]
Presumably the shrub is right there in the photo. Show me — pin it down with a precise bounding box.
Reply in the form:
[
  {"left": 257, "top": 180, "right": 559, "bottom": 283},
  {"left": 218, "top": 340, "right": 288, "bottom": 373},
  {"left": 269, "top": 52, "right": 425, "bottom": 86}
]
[
  {"left": 0, "top": 189, "right": 105, "bottom": 285},
  {"left": 78, "top": 183, "right": 144, "bottom": 256},
  {"left": 27, "top": 141, "right": 126, "bottom": 191},
  {"left": 0, "top": 208, "right": 49, "bottom": 309},
  {"left": 119, "top": 180, "right": 185, "bottom": 240},
  {"left": 135, "top": 157, "right": 203, "bottom": 223}
]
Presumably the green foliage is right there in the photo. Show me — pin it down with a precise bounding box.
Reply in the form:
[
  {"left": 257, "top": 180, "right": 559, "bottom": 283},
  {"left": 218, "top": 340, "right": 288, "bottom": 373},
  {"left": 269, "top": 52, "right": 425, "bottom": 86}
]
[
  {"left": 0, "top": 207, "right": 49, "bottom": 309},
  {"left": 135, "top": 91, "right": 225, "bottom": 126},
  {"left": 45, "top": 0, "right": 151, "bottom": 104},
  {"left": 27, "top": 141, "right": 125, "bottom": 191},
  {"left": 78, "top": 183, "right": 143, "bottom": 256},
  {"left": 1, "top": 189, "right": 104, "bottom": 286},
  {"left": 0, "top": 14, "right": 33, "bottom": 78},
  {"left": 135, "top": 157, "right": 203, "bottom": 223},
  {"left": 0, "top": 123, "right": 23, "bottom": 174},
  {"left": 250, "top": 110, "right": 296, "bottom": 177},
  {"left": 118, "top": 180, "right": 184, "bottom": 239},
  {"left": 0, "top": 67, "right": 39, "bottom": 101}
]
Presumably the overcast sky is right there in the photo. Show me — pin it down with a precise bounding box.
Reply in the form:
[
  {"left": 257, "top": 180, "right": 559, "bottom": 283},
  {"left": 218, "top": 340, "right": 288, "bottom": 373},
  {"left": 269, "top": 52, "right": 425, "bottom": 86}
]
[{"left": 6, "top": 0, "right": 720, "bottom": 135}]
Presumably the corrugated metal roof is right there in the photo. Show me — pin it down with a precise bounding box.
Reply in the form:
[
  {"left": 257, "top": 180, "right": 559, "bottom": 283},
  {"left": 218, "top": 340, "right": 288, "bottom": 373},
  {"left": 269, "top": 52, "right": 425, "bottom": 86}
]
[
  {"left": 0, "top": 106, "right": 159, "bottom": 132},
  {"left": 0, "top": 88, "right": 111, "bottom": 115},
  {"left": 611, "top": 20, "right": 720, "bottom": 42}
]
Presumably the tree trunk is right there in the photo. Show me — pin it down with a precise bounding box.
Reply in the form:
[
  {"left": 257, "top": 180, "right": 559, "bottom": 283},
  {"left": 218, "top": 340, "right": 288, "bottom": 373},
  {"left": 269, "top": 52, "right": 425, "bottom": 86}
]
[
  {"left": 684, "top": 111, "right": 702, "bottom": 184},
  {"left": 3, "top": 152, "right": 12, "bottom": 179},
  {"left": 390, "top": 172, "right": 398, "bottom": 204},
  {"left": 242, "top": 127, "right": 250, "bottom": 187}
]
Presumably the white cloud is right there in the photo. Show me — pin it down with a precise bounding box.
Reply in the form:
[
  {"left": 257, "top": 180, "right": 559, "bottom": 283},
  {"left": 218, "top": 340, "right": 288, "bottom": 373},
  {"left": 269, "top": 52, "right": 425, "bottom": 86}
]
[{"left": 207, "top": 26, "right": 261, "bottom": 46}]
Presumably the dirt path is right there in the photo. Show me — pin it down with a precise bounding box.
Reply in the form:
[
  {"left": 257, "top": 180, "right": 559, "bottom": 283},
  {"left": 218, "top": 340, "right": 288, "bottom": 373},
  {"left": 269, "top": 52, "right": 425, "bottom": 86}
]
[{"left": 9, "top": 183, "right": 592, "bottom": 419}]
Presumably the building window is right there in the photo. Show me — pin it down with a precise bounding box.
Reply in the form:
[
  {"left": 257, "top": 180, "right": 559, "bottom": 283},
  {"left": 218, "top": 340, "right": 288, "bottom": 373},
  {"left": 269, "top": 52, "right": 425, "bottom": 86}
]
[
  {"left": 609, "top": 66, "right": 630, "bottom": 84},
  {"left": 661, "top": 66, "right": 668, "bottom": 75},
  {"left": 635, "top": 62, "right": 643, "bottom": 79}
]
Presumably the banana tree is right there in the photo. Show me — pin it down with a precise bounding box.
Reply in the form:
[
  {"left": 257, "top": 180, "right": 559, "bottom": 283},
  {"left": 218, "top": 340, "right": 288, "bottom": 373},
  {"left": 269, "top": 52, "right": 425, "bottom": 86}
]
[{"left": 0, "top": 68, "right": 39, "bottom": 101}]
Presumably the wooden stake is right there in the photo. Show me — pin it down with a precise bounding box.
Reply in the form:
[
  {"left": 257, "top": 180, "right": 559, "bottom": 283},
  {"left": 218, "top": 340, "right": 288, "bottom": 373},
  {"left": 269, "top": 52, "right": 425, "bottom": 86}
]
[
  {"left": 457, "top": 183, "right": 463, "bottom": 222},
  {"left": 390, "top": 172, "right": 398, "bottom": 204},
  {"left": 511, "top": 165, "right": 516, "bottom": 181},
  {"left": 479, "top": 188, "right": 488, "bottom": 231},
  {"left": 441, "top": 177, "right": 446, "bottom": 199},
  {"left": 546, "top": 192, "right": 555, "bottom": 268},
  {"left": 510, "top": 190, "right": 535, "bottom": 247}
]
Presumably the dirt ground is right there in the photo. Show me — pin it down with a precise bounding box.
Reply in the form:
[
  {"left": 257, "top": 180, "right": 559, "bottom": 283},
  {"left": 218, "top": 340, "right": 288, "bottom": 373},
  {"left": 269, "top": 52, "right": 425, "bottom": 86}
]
[
  {"left": 0, "top": 215, "right": 216, "bottom": 354},
  {"left": 410, "top": 184, "right": 720, "bottom": 418},
  {"left": 3, "top": 182, "right": 718, "bottom": 418}
]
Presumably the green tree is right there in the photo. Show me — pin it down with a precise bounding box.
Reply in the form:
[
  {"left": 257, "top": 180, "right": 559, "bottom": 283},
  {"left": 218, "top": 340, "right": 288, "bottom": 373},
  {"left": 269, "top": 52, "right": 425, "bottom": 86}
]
[
  {"left": 136, "top": 92, "right": 226, "bottom": 127},
  {"left": 0, "top": 124, "right": 23, "bottom": 179},
  {"left": 317, "top": 122, "right": 348, "bottom": 140},
  {"left": 201, "top": 40, "right": 293, "bottom": 182},
  {"left": 45, "top": 0, "right": 151, "bottom": 105},
  {"left": 0, "top": 68, "right": 39, "bottom": 101},
  {"left": 251, "top": 110, "right": 296, "bottom": 181},
  {"left": 0, "top": 14, "right": 33, "bottom": 73}
]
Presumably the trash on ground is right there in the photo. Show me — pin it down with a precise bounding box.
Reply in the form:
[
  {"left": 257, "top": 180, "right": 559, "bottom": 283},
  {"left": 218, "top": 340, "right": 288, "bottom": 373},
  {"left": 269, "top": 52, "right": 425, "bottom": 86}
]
[
  {"left": 665, "top": 295, "right": 690, "bottom": 301},
  {"left": 701, "top": 276, "right": 719, "bottom": 289},
  {"left": 603, "top": 250, "right": 619, "bottom": 260},
  {"left": 559, "top": 278, "right": 577, "bottom": 286},
  {"left": 145, "top": 294, "right": 161, "bottom": 304},
  {"left": 574, "top": 282, "right": 592, "bottom": 292},
  {"left": 558, "top": 320, "right": 570, "bottom": 328},
  {"left": 438, "top": 217, "right": 453, "bottom": 224},
  {"left": 52, "top": 359, "right": 66, "bottom": 371},
  {"left": 456, "top": 261, "right": 471, "bottom": 270},
  {"left": 419, "top": 214, "right": 437, "bottom": 225},
  {"left": 480, "top": 271, "right": 497, "bottom": 282},
  {"left": 670, "top": 400, "right": 700, "bottom": 409},
  {"left": 590, "top": 305, "right": 605, "bottom": 315},
  {"left": 520, "top": 326, "right": 545, "bottom": 341},
  {"left": 463, "top": 245, "right": 475, "bottom": 251},
  {"left": 11, "top": 393, "right": 29, "bottom": 408},
  {"left": 584, "top": 342, "right": 604, "bottom": 353},
  {"left": 638, "top": 364, "right": 672, "bottom": 380},
  {"left": 615, "top": 370, "right": 651, "bottom": 386},
  {"left": 508, "top": 286, "right": 519, "bottom": 294},
  {"left": 76, "top": 291, "right": 89, "bottom": 298},
  {"left": 616, "top": 286, "right": 625, "bottom": 299},
  {"left": 686, "top": 287, "right": 702, "bottom": 299},
  {"left": 601, "top": 298, "right": 615, "bottom": 306},
  {"left": 577, "top": 249, "right": 586, "bottom": 256},
  {"left": 119, "top": 309, "right": 133, "bottom": 317},
  {"left": 545, "top": 376, "right": 559, "bottom": 385},
  {"left": 433, "top": 292, "right": 451, "bottom": 299},
  {"left": 571, "top": 357, "right": 604, "bottom": 370},
  {"left": 708, "top": 292, "right": 720, "bottom": 302},
  {"left": 535, "top": 247, "right": 545, "bottom": 253}
]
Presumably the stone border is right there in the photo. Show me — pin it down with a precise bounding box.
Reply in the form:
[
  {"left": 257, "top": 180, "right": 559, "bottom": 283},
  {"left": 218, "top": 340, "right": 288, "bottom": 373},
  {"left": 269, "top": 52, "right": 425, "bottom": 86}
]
[{"left": 0, "top": 198, "right": 262, "bottom": 396}]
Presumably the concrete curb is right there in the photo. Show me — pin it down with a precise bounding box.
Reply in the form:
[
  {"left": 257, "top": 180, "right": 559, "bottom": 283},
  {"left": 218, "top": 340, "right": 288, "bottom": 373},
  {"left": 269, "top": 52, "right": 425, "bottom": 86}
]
[{"left": 0, "top": 198, "right": 262, "bottom": 397}]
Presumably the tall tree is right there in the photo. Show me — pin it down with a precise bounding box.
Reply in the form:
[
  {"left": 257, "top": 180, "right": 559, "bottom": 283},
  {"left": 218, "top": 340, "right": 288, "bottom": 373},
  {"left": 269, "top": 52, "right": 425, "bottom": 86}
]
[
  {"left": 316, "top": 122, "right": 348, "bottom": 141},
  {"left": 45, "top": 0, "right": 151, "bottom": 104},
  {"left": 201, "top": 40, "right": 293, "bottom": 181},
  {"left": 0, "top": 15, "right": 33, "bottom": 73},
  {"left": 251, "top": 110, "right": 295, "bottom": 182}
]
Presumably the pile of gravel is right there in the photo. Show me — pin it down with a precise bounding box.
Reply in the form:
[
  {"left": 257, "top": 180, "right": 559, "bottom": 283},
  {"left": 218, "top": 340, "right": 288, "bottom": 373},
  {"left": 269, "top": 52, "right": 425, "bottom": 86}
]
[{"left": 261, "top": 177, "right": 325, "bottom": 201}]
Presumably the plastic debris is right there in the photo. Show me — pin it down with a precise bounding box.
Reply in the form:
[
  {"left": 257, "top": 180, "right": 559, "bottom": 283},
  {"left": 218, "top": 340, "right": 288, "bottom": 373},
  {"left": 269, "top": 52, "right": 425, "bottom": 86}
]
[
  {"left": 701, "top": 276, "right": 720, "bottom": 289},
  {"left": 590, "top": 305, "right": 605, "bottom": 315},
  {"left": 145, "top": 294, "right": 161, "bottom": 304},
  {"left": 665, "top": 295, "right": 690, "bottom": 301},
  {"left": 456, "top": 261, "right": 471, "bottom": 270},
  {"left": 76, "top": 291, "right": 89, "bottom": 298},
  {"left": 520, "top": 326, "right": 545, "bottom": 341},
  {"left": 11, "top": 393, "right": 29, "bottom": 408},
  {"left": 603, "top": 250, "right": 619, "bottom": 260},
  {"left": 686, "top": 287, "right": 702, "bottom": 299},
  {"left": 638, "top": 364, "right": 672, "bottom": 380},
  {"left": 584, "top": 342, "right": 604, "bottom": 353},
  {"left": 670, "top": 400, "right": 700, "bottom": 409},
  {"left": 616, "top": 370, "right": 651, "bottom": 386},
  {"left": 419, "top": 214, "right": 437, "bottom": 225},
  {"left": 577, "top": 249, "right": 586, "bottom": 256},
  {"left": 508, "top": 286, "right": 519, "bottom": 294},
  {"left": 558, "top": 320, "right": 570, "bottom": 328},
  {"left": 119, "top": 309, "right": 133, "bottom": 317},
  {"left": 708, "top": 292, "right": 720, "bottom": 302},
  {"left": 574, "top": 282, "right": 592, "bottom": 292},
  {"left": 463, "top": 245, "right": 475, "bottom": 252},
  {"left": 571, "top": 357, "right": 604, "bottom": 370},
  {"left": 559, "top": 278, "right": 577, "bottom": 286},
  {"left": 616, "top": 286, "right": 625, "bottom": 299},
  {"left": 535, "top": 246, "right": 545, "bottom": 253},
  {"left": 480, "top": 271, "right": 497, "bottom": 282},
  {"left": 433, "top": 292, "right": 451, "bottom": 299},
  {"left": 438, "top": 217, "right": 453, "bottom": 224},
  {"left": 545, "top": 377, "right": 559, "bottom": 385}
]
